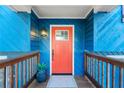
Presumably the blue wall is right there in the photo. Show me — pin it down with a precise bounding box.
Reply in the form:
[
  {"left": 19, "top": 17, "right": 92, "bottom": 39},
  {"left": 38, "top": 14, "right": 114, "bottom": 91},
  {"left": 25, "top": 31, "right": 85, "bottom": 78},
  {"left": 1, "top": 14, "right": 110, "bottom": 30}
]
[
  {"left": 38, "top": 19, "right": 85, "bottom": 76},
  {"left": 94, "top": 6, "right": 124, "bottom": 51},
  {"left": 85, "top": 10, "right": 94, "bottom": 51},
  {"left": 0, "top": 6, "right": 31, "bottom": 52},
  {"left": 93, "top": 6, "right": 124, "bottom": 88},
  {"left": 30, "top": 11, "right": 40, "bottom": 51}
]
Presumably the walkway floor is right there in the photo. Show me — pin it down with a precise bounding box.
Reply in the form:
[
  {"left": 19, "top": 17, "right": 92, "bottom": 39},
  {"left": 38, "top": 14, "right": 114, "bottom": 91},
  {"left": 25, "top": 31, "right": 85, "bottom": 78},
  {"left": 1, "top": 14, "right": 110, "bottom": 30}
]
[
  {"left": 47, "top": 75, "right": 78, "bottom": 88},
  {"left": 29, "top": 76, "right": 93, "bottom": 88}
]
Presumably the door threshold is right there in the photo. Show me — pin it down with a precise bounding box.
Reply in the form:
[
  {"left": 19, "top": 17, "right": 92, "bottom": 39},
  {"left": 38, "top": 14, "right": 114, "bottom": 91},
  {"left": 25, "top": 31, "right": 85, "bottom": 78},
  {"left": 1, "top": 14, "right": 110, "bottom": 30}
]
[{"left": 52, "top": 73, "right": 72, "bottom": 75}]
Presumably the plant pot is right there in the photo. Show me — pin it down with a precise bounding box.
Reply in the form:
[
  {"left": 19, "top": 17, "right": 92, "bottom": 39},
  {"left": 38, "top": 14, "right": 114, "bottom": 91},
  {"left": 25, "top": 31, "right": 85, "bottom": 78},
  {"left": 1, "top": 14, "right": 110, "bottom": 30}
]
[{"left": 36, "top": 70, "right": 47, "bottom": 83}]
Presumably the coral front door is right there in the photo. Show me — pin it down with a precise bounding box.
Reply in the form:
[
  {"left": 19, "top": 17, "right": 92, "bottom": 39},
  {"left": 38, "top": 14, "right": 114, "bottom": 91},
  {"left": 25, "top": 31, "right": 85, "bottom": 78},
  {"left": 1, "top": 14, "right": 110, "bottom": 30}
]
[{"left": 52, "top": 26, "right": 73, "bottom": 74}]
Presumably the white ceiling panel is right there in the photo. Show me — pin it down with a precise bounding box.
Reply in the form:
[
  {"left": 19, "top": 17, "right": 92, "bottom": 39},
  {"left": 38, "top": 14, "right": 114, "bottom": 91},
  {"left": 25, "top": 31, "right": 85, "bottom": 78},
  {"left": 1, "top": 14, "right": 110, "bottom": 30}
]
[
  {"left": 9, "top": 5, "right": 118, "bottom": 19},
  {"left": 32, "top": 5, "right": 93, "bottom": 18}
]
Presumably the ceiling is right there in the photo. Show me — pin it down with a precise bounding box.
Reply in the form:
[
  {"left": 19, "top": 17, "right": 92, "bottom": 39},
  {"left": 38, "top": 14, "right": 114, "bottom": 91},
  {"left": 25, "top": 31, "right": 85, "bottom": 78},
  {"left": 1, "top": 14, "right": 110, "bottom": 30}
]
[
  {"left": 32, "top": 5, "right": 93, "bottom": 18},
  {"left": 9, "top": 5, "right": 117, "bottom": 19}
]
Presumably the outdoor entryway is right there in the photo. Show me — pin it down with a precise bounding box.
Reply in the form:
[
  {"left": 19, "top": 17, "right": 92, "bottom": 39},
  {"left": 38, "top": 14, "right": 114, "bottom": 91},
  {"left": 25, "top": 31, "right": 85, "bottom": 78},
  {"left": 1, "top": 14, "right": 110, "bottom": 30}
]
[
  {"left": 51, "top": 25, "right": 73, "bottom": 75},
  {"left": 1, "top": 5, "right": 123, "bottom": 89}
]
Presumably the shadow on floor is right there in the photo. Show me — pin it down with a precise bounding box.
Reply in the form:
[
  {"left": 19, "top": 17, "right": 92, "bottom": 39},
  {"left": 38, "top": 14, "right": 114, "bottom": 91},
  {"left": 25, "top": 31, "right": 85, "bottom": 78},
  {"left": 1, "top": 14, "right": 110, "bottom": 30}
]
[
  {"left": 74, "top": 76, "right": 93, "bottom": 88},
  {"left": 28, "top": 79, "right": 49, "bottom": 88}
]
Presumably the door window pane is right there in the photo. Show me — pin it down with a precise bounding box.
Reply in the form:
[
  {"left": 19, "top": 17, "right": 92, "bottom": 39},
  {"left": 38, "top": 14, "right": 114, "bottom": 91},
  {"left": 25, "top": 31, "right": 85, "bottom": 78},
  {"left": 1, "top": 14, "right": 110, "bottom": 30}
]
[{"left": 56, "top": 30, "right": 68, "bottom": 40}]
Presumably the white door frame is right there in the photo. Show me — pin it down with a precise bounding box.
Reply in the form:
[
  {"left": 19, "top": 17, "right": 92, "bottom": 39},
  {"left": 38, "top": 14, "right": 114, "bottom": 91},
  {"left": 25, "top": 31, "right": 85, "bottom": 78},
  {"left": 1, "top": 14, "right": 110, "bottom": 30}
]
[{"left": 50, "top": 24, "right": 75, "bottom": 76}]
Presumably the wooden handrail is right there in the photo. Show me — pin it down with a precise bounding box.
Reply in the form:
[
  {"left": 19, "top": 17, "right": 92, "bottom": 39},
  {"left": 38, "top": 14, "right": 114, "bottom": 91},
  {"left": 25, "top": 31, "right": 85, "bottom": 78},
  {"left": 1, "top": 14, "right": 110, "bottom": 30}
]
[
  {"left": 84, "top": 50, "right": 124, "bottom": 88},
  {"left": 0, "top": 51, "right": 40, "bottom": 68},
  {"left": 85, "top": 51, "right": 124, "bottom": 68}
]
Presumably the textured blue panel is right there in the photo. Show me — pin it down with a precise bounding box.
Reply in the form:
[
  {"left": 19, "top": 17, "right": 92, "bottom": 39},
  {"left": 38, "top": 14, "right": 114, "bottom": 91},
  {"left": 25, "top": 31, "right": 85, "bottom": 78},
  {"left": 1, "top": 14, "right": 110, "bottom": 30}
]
[
  {"left": 0, "top": 6, "right": 31, "bottom": 52},
  {"left": 85, "top": 10, "right": 94, "bottom": 51},
  {"left": 93, "top": 6, "right": 124, "bottom": 88},
  {"left": 94, "top": 6, "right": 124, "bottom": 51},
  {"left": 38, "top": 19, "right": 85, "bottom": 76}
]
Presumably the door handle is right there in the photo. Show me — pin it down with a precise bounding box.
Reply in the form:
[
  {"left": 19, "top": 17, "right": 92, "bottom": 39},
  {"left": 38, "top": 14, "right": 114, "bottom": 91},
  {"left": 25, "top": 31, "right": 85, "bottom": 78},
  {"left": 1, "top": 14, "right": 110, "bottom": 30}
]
[{"left": 52, "top": 49, "right": 54, "bottom": 61}]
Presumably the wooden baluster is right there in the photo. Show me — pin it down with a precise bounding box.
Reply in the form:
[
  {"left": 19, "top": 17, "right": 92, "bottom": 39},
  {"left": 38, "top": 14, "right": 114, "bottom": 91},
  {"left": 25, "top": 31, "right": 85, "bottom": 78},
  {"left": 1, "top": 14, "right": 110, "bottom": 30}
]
[
  {"left": 89, "top": 57, "right": 91, "bottom": 75},
  {"left": 119, "top": 67, "right": 123, "bottom": 88},
  {"left": 106, "top": 63, "right": 108, "bottom": 88},
  {"left": 35, "top": 56, "right": 37, "bottom": 73},
  {"left": 28, "top": 59, "right": 30, "bottom": 81},
  {"left": 91, "top": 57, "right": 92, "bottom": 76},
  {"left": 21, "top": 62, "right": 23, "bottom": 87},
  {"left": 32, "top": 57, "right": 34, "bottom": 77},
  {"left": 4, "top": 67, "right": 6, "bottom": 88},
  {"left": 102, "top": 62, "right": 104, "bottom": 88},
  {"left": 17, "top": 63, "right": 20, "bottom": 88},
  {"left": 23, "top": 61, "right": 26, "bottom": 86},
  {"left": 30, "top": 58, "right": 32, "bottom": 78},
  {"left": 10, "top": 65, "right": 14, "bottom": 88},
  {"left": 30, "top": 58, "right": 32, "bottom": 79},
  {"left": 92, "top": 58, "right": 94, "bottom": 78},
  {"left": 112, "top": 65, "right": 115, "bottom": 88},
  {"left": 122, "top": 68, "right": 124, "bottom": 88},
  {"left": 94, "top": 59, "right": 96, "bottom": 80},
  {"left": 108, "top": 63, "right": 111, "bottom": 88},
  {"left": 87, "top": 56, "right": 89, "bottom": 74},
  {"left": 98, "top": 60, "right": 100, "bottom": 84},
  {"left": 88, "top": 57, "right": 90, "bottom": 75},
  {"left": 93, "top": 58, "right": 95, "bottom": 78},
  {"left": 26, "top": 60, "right": 28, "bottom": 83},
  {"left": 96, "top": 59, "right": 98, "bottom": 81},
  {"left": 31, "top": 57, "right": 34, "bottom": 77},
  {"left": 16, "top": 64, "right": 18, "bottom": 88}
]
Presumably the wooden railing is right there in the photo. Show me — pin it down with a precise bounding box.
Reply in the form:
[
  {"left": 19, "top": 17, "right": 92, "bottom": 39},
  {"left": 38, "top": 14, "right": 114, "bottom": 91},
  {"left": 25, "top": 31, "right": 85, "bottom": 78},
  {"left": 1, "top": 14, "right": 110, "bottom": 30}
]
[
  {"left": 0, "top": 51, "right": 40, "bottom": 88},
  {"left": 84, "top": 51, "right": 124, "bottom": 88}
]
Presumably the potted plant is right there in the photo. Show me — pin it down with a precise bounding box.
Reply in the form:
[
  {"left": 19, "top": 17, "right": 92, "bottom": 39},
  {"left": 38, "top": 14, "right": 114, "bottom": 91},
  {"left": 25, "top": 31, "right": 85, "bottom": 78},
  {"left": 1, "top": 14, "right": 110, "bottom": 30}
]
[{"left": 36, "top": 63, "right": 47, "bottom": 83}]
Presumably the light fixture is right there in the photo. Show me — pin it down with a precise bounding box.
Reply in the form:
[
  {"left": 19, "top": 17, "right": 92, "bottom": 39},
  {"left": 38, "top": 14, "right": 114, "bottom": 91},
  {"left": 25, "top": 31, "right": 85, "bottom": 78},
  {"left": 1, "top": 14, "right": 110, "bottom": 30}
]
[
  {"left": 31, "top": 31, "right": 36, "bottom": 36},
  {"left": 31, "top": 28, "right": 48, "bottom": 38},
  {"left": 40, "top": 28, "right": 48, "bottom": 38}
]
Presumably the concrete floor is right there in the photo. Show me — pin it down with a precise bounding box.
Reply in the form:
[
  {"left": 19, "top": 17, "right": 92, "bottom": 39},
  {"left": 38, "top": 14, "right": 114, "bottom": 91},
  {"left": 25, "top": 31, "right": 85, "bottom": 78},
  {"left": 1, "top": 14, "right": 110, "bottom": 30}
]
[
  {"left": 29, "top": 76, "right": 94, "bottom": 88},
  {"left": 46, "top": 75, "right": 78, "bottom": 88},
  {"left": 75, "top": 76, "right": 93, "bottom": 88}
]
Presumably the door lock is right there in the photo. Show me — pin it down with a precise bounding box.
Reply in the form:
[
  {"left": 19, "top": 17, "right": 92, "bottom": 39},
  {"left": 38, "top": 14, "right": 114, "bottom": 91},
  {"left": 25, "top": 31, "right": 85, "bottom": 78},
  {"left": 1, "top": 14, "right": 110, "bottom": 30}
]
[{"left": 52, "top": 49, "right": 54, "bottom": 61}]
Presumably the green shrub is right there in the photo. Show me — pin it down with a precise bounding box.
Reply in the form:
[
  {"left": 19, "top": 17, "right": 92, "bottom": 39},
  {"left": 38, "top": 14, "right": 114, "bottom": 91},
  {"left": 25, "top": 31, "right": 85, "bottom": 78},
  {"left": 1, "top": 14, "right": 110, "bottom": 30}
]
[{"left": 37, "top": 63, "right": 46, "bottom": 71}]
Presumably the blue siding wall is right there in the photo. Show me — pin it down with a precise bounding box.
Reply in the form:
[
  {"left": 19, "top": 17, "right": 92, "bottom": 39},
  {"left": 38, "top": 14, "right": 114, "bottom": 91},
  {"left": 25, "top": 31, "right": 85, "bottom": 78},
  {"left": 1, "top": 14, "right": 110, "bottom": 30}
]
[
  {"left": 38, "top": 19, "right": 85, "bottom": 76},
  {"left": 85, "top": 10, "right": 94, "bottom": 51},
  {"left": 94, "top": 6, "right": 124, "bottom": 51},
  {"left": 93, "top": 6, "right": 124, "bottom": 88},
  {"left": 0, "top": 6, "right": 31, "bottom": 52}
]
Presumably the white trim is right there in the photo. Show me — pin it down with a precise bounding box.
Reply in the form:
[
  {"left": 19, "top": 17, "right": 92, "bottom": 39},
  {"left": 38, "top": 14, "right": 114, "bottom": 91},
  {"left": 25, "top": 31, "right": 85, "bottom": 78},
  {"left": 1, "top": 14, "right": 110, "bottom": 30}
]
[
  {"left": 50, "top": 25, "right": 75, "bottom": 76},
  {"left": 31, "top": 8, "right": 41, "bottom": 18},
  {"left": 84, "top": 7, "right": 93, "bottom": 18},
  {"left": 38, "top": 17, "right": 84, "bottom": 19},
  {"left": 8, "top": 5, "right": 31, "bottom": 13}
]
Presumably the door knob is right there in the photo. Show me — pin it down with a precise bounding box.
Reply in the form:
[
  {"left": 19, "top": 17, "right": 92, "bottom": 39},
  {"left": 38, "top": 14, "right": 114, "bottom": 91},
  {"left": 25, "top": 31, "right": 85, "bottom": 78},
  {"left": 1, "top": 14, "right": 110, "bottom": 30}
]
[{"left": 52, "top": 49, "right": 54, "bottom": 61}]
